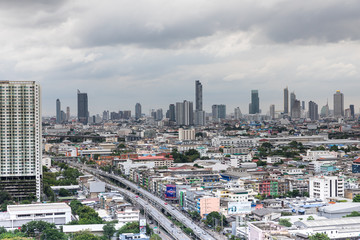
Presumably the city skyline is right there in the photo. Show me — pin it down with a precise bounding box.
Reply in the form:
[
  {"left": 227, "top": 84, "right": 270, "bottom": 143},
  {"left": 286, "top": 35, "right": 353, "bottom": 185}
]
[{"left": 1, "top": 1, "right": 360, "bottom": 115}]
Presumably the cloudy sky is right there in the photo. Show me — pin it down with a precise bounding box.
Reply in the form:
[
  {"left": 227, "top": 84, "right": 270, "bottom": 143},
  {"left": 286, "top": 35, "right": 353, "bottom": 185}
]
[{"left": 1, "top": 0, "right": 360, "bottom": 116}]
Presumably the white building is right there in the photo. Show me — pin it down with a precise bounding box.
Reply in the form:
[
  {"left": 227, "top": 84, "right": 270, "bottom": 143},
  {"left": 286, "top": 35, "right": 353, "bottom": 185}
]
[
  {"left": 116, "top": 207, "right": 140, "bottom": 224},
  {"left": 211, "top": 136, "right": 257, "bottom": 148},
  {"left": 0, "top": 81, "right": 42, "bottom": 201},
  {"left": 0, "top": 203, "right": 71, "bottom": 229},
  {"left": 178, "top": 128, "right": 195, "bottom": 141},
  {"left": 302, "top": 150, "right": 337, "bottom": 161},
  {"left": 309, "top": 176, "right": 344, "bottom": 200}
]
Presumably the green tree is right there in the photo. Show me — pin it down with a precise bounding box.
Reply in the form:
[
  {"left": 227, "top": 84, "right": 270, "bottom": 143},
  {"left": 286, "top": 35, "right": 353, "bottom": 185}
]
[
  {"left": 117, "top": 222, "right": 139, "bottom": 234},
  {"left": 204, "top": 212, "right": 228, "bottom": 228},
  {"left": 0, "top": 227, "right": 6, "bottom": 234},
  {"left": 344, "top": 211, "right": 360, "bottom": 217},
  {"left": 309, "top": 233, "right": 330, "bottom": 240},
  {"left": 59, "top": 188, "right": 71, "bottom": 197},
  {"left": 183, "top": 227, "right": 194, "bottom": 235},
  {"left": 70, "top": 200, "right": 83, "bottom": 214},
  {"left": 73, "top": 230, "right": 101, "bottom": 240},
  {"left": 279, "top": 219, "right": 292, "bottom": 227},
  {"left": 21, "top": 220, "right": 56, "bottom": 238},
  {"left": 40, "top": 228, "right": 67, "bottom": 240},
  {"left": 307, "top": 216, "right": 315, "bottom": 221},
  {"left": 150, "top": 234, "right": 162, "bottom": 240},
  {"left": 189, "top": 211, "right": 201, "bottom": 221},
  {"left": 103, "top": 222, "right": 116, "bottom": 239},
  {"left": 353, "top": 194, "right": 360, "bottom": 202}
]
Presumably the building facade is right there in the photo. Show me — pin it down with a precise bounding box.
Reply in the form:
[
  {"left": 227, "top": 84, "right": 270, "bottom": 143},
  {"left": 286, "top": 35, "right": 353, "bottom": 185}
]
[
  {"left": 77, "top": 90, "right": 88, "bottom": 124},
  {"left": 0, "top": 81, "right": 42, "bottom": 201},
  {"left": 333, "top": 90, "right": 344, "bottom": 117}
]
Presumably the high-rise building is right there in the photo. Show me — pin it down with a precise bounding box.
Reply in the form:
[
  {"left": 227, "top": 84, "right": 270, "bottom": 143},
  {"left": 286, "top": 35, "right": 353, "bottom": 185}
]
[
  {"left": 284, "top": 87, "right": 289, "bottom": 114},
  {"left": 350, "top": 104, "right": 355, "bottom": 119},
  {"left": 176, "top": 101, "right": 193, "bottom": 126},
  {"left": 250, "top": 90, "right": 259, "bottom": 114},
  {"left": 56, "top": 99, "right": 61, "bottom": 124},
  {"left": 302, "top": 101, "right": 305, "bottom": 110},
  {"left": 194, "top": 80, "right": 205, "bottom": 126},
  {"left": 102, "top": 110, "right": 109, "bottom": 121},
  {"left": 212, "top": 104, "right": 226, "bottom": 121},
  {"left": 66, "top": 106, "right": 70, "bottom": 122},
  {"left": 270, "top": 104, "right": 275, "bottom": 120},
  {"left": 309, "top": 176, "right": 344, "bottom": 200},
  {"left": 234, "top": 107, "right": 242, "bottom": 120},
  {"left": 168, "top": 104, "right": 176, "bottom": 122},
  {"left": 135, "top": 103, "right": 142, "bottom": 120},
  {"left": 320, "top": 102, "right": 330, "bottom": 118},
  {"left": 123, "top": 110, "right": 131, "bottom": 119},
  {"left": 308, "top": 101, "right": 319, "bottom": 121},
  {"left": 156, "top": 109, "right": 163, "bottom": 121},
  {"left": 292, "top": 100, "right": 301, "bottom": 119},
  {"left": 77, "top": 90, "right": 88, "bottom": 124},
  {"left": 0, "top": 81, "right": 42, "bottom": 201},
  {"left": 290, "top": 92, "right": 296, "bottom": 117},
  {"left": 333, "top": 90, "right": 344, "bottom": 117}
]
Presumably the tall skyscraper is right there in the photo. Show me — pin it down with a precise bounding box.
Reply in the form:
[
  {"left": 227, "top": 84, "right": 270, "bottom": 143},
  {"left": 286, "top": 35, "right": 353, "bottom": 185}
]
[
  {"left": 320, "top": 101, "right": 330, "bottom": 118},
  {"left": 290, "top": 92, "right": 296, "bottom": 116},
  {"left": 77, "top": 90, "right": 88, "bottom": 124},
  {"left": 66, "top": 106, "right": 70, "bottom": 122},
  {"left": 350, "top": 104, "right": 355, "bottom": 119},
  {"left": 56, "top": 99, "right": 61, "bottom": 124},
  {"left": 284, "top": 87, "right": 289, "bottom": 114},
  {"left": 308, "top": 101, "right": 319, "bottom": 121},
  {"left": 270, "top": 104, "right": 275, "bottom": 120},
  {"left": 102, "top": 110, "right": 109, "bottom": 121},
  {"left": 194, "top": 80, "right": 205, "bottom": 125},
  {"left": 168, "top": 104, "right": 176, "bottom": 122},
  {"left": 135, "top": 103, "right": 142, "bottom": 120},
  {"left": 250, "top": 90, "right": 259, "bottom": 114},
  {"left": 176, "top": 101, "right": 193, "bottom": 126},
  {"left": 292, "top": 100, "right": 301, "bottom": 118},
  {"left": 0, "top": 81, "right": 42, "bottom": 201},
  {"left": 156, "top": 108, "right": 163, "bottom": 121},
  {"left": 234, "top": 107, "right": 242, "bottom": 120},
  {"left": 333, "top": 90, "right": 344, "bottom": 117},
  {"left": 212, "top": 104, "right": 226, "bottom": 121}
]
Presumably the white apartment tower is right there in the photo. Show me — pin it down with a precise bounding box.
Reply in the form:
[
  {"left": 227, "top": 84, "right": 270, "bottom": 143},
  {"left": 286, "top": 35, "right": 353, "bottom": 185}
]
[
  {"left": 309, "top": 176, "right": 344, "bottom": 200},
  {"left": 0, "top": 81, "right": 42, "bottom": 201}
]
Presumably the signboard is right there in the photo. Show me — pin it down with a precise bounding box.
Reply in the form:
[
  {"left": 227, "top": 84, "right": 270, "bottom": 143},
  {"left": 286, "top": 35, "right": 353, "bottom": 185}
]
[
  {"left": 139, "top": 219, "right": 146, "bottom": 234},
  {"left": 228, "top": 202, "right": 251, "bottom": 215},
  {"left": 165, "top": 185, "right": 176, "bottom": 199}
]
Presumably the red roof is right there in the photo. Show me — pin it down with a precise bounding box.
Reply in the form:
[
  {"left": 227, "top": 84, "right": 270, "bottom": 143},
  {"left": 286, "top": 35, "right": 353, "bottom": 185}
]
[{"left": 353, "top": 157, "right": 360, "bottom": 163}]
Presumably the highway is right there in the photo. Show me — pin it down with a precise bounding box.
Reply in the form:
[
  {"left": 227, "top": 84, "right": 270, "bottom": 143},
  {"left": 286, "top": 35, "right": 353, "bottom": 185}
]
[{"left": 70, "top": 162, "right": 217, "bottom": 240}]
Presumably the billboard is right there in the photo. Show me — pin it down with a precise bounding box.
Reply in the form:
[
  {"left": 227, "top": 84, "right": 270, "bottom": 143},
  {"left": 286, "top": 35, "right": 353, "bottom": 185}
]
[
  {"left": 165, "top": 185, "right": 176, "bottom": 199},
  {"left": 139, "top": 219, "right": 146, "bottom": 234},
  {"left": 228, "top": 202, "right": 251, "bottom": 215}
]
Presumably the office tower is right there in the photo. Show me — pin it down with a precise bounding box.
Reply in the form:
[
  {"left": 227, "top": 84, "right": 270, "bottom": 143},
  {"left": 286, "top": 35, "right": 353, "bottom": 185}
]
[
  {"left": 270, "top": 104, "right": 275, "bottom": 120},
  {"left": 123, "top": 110, "right": 131, "bottom": 119},
  {"left": 61, "top": 111, "right": 66, "bottom": 123},
  {"left": 56, "top": 99, "right": 61, "bottom": 124},
  {"left": 320, "top": 102, "right": 330, "bottom": 118},
  {"left": 195, "top": 80, "right": 203, "bottom": 111},
  {"left": 135, "top": 103, "right": 142, "bottom": 120},
  {"left": 66, "top": 106, "right": 70, "bottom": 122},
  {"left": 290, "top": 92, "right": 296, "bottom": 116},
  {"left": 212, "top": 104, "right": 226, "bottom": 121},
  {"left": 350, "top": 105, "right": 355, "bottom": 119},
  {"left": 333, "top": 90, "right": 344, "bottom": 117},
  {"left": 284, "top": 87, "right": 289, "bottom": 114},
  {"left": 176, "top": 101, "right": 193, "bottom": 126},
  {"left": 234, "top": 107, "right": 242, "bottom": 120},
  {"left": 308, "top": 101, "right": 319, "bottom": 121},
  {"left": 250, "top": 90, "right": 259, "bottom": 114},
  {"left": 292, "top": 100, "right": 301, "bottom": 118},
  {"left": 194, "top": 80, "right": 205, "bottom": 126},
  {"left": 102, "top": 110, "right": 109, "bottom": 121},
  {"left": 168, "top": 104, "right": 176, "bottom": 122},
  {"left": 0, "top": 81, "right": 42, "bottom": 201},
  {"left": 345, "top": 108, "right": 351, "bottom": 118},
  {"left": 302, "top": 101, "right": 305, "bottom": 110},
  {"left": 77, "top": 90, "right": 88, "bottom": 124},
  {"left": 156, "top": 109, "right": 163, "bottom": 121}
]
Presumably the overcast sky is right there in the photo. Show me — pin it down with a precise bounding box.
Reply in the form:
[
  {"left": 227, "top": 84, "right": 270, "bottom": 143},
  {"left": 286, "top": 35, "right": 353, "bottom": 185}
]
[{"left": 1, "top": 0, "right": 360, "bottom": 116}]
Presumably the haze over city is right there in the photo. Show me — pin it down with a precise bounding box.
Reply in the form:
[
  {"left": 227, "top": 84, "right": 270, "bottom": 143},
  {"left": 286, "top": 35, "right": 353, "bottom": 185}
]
[{"left": 1, "top": 0, "right": 360, "bottom": 115}]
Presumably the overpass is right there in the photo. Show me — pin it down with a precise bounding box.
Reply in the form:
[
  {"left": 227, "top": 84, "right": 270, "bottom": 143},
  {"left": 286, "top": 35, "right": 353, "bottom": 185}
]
[{"left": 70, "top": 162, "right": 217, "bottom": 240}]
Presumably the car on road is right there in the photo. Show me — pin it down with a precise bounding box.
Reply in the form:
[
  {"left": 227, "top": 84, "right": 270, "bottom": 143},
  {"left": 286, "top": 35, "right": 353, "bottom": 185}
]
[
  {"left": 135, "top": 195, "right": 139, "bottom": 198},
  {"left": 164, "top": 202, "right": 168, "bottom": 205}
]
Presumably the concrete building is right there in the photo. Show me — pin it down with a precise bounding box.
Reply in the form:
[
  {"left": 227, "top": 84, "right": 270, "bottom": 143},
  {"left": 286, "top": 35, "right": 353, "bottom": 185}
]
[
  {"left": 212, "top": 104, "right": 226, "bottom": 121},
  {"left": 250, "top": 90, "right": 260, "bottom": 114},
  {"left": 0, "top": 81, "right": 42, "bottom": 201},
  {"left": 308, "top": 101, "right": 319, "bottom": 121},
  {"left": 77, "top": 90, "right": 88, "bottom": 124},
  {"left": 270, "top": 104, "right": 275, "bottom": 120},
  {"left": 333, "top": 90, "right": 344, "bottom": 117},
  {"left": 309, "top": 176, "right": 344, "bottom": 200},
  {"left": 56, "top": 99, "right": 61, "bottom": 124},
  {"left": 178, "top": 128, "right": 195, "bottom": 141},
  {"left": 194, "top": 80, "right": 205, "bottom": 126},
  {"left": 234, "top": 107, "right": 242, "bottom": 120},
  {"left": 0, "top": 203, "right": 71, "bottom": 229},
  {"left": 176, "top": 100, "right": 193, "bottom": 126},
  {"left": 284, "top": 87, "right": 289, "bottom": 114},
  {"left": 352, "top": 157, "right": 360, "bottom": 173},
  {"left": 135, "top": 103, "right": 142, "bottom": 120}
]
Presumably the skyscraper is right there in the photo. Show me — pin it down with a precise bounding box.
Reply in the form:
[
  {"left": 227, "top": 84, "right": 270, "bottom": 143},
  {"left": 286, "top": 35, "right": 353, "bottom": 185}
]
[
  {"left": 284, "top": 87, "right": 289, "bottom": 114},
  {"left": 135, "top": 103, "right": 142, "bottom": 120},
  {"left": 56, "top": 99, "right": 61, "bottom": 124},
  {"left": 270, "top": 104, "right": 275, "bottom": 120},
  {"left": 333, "top": 90, "right": 344, "bottom": 117},
  {"left": 0, "top": 81, "right": 42, "bottom": 201},
  {"left": 250, "top": 90, "right": 259, "bottom": 114},
  {"left": 66, "top": 106, "right": 70, "bottom": 122},
  {"left": 308, "top": 101, "right": 319, "bottom": 121},
  {"left": 194, "top": 80, "right": 205, "bottom": 125},
  {"left": 168, "top": 104, "right": 176, "bottom": 122},
  {"left": 212, "top": 104, "right": 226, "bottom": 121},
  {"left": 234, "top": 107, "right": 242, "bottom": 120},
  {"left": 292, "top": 100, "right": 301, "bottom": 119},
  {"left": 176, "top": 101, "right": 193, "bottom": 126},
  {"left": 350, "top": 104, "right": 355, "bottom": 119},
  {"left": 77, "top": 90, "right": 88, "bottom": 124}
]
